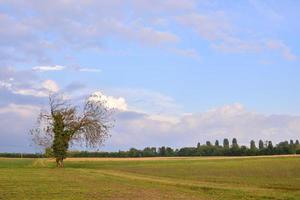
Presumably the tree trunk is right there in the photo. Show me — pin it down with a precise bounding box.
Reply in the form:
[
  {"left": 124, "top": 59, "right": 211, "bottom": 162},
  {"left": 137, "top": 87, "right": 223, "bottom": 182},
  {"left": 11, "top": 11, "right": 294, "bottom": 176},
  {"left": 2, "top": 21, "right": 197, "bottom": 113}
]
[
  {"left": 60, "top": 159, "right": 64, "bottom": 168},
  {"left": 56, "top": 157, "right": 64, "bottom": 168},
  {"left": 56, "top": 158, "right": 60, "bottom": 167}
]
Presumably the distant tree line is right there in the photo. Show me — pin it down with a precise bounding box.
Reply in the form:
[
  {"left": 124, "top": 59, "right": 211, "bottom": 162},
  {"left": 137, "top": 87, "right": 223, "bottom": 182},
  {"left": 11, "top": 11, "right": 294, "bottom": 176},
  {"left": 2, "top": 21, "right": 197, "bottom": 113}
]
[
  {"left": 1, "top": 138, "right": 299, "bottom": 158},
  {"left": 68, "top": 138, "right": 300, "bottom": 158},
  {"left": 0, "top": 153, "right": 42, "bottom": 158}
]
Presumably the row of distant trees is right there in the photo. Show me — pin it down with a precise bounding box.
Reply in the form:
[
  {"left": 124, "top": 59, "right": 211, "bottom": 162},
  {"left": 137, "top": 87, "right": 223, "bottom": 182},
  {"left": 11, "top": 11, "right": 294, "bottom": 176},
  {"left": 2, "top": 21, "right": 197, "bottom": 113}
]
[
  {"left": 1, "top": 138, "right": 299, "bottom": 158},
  {"left": 67, "top": 138, "right": 300, "bottom": 158},
  {"left": 0, "top": 153, "right": 41, "bottom": 158}
]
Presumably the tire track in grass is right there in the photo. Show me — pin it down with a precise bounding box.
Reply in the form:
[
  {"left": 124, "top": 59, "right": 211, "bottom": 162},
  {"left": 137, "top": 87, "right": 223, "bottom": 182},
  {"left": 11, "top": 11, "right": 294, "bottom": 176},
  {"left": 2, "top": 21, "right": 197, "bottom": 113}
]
[{"left": 31, "top": 159, "right": 47, "bottom": 167}]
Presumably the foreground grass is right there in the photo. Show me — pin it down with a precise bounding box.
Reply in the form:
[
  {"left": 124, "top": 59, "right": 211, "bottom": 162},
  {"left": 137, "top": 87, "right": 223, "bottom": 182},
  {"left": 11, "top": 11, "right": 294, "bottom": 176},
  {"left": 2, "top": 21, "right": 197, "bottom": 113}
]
[{"left": 0, "top": 156, "right": 299, "bottom": 200}]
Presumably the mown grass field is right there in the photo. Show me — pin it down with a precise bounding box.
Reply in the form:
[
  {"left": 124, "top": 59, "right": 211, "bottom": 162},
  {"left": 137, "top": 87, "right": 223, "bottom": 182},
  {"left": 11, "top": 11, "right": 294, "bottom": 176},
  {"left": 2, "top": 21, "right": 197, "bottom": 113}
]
[{"left": 0, "top": 156, "right": 299, "bottom": 200}]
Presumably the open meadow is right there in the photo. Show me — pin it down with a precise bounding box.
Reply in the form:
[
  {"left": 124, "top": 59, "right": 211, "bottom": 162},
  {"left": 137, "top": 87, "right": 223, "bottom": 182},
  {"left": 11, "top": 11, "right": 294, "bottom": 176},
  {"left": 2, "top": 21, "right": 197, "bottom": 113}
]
[{"left": 0, "top": 156, "right": 299, "bottom": 200}]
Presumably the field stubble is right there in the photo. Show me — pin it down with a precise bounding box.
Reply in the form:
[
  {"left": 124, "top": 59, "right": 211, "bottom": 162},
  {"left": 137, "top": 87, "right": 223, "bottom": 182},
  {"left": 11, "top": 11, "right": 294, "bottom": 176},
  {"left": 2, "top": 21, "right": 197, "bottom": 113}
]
[{"left": 0, "top": 155, "right": 299, "bottom": 200}]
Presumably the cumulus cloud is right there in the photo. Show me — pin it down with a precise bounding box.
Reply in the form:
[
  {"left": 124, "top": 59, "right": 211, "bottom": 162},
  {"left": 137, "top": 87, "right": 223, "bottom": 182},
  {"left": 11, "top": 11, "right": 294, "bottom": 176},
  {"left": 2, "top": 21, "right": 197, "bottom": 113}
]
[
  {"left": 109, "top": 88, "right": 182, "bottom": 116},
  {"left": 42, "top": 80, "right": 60, "bottom": 93},
  {"left": 89, "top": 91, "right": 128, "bottom": 111},
  {"left": 107, "top": 103, "right": 300, "bottom": 150}
]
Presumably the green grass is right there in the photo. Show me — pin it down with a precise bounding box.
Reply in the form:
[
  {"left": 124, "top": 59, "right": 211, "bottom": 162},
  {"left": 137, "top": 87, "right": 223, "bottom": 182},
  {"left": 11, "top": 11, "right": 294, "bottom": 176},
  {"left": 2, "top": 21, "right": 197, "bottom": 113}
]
[{"left": 0, "top": 156, "right": 299, "bottom": 200}]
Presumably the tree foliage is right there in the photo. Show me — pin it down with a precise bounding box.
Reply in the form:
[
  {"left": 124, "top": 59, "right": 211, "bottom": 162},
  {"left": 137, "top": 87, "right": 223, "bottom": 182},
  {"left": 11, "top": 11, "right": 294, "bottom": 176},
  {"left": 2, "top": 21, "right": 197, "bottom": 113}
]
[
  {"left": 259, "top": 140, "right": 264, "bottom": 150},
  {"left": 215, "top": 140, "right": 219, "bottom": 147},
  {"left": 223, "top": 138, "right": 229, "bottom": 148},
  {"left": 250, "top": 140, "right": 256, "bottom": 150}
]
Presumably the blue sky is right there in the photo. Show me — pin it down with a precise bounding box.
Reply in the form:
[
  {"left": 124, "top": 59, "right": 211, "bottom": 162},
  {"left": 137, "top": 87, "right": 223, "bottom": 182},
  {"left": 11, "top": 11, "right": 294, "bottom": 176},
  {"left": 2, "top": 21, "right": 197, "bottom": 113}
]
[{"left": 0, "top": 0, "right": 300, "bottom": 152}]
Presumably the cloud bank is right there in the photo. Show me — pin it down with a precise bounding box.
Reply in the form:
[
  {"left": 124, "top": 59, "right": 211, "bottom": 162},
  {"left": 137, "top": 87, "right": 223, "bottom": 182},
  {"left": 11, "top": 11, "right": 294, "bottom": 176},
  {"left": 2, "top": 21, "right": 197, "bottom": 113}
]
[{"left": 109, "top": 103, "right": 300, "bottom": 150}]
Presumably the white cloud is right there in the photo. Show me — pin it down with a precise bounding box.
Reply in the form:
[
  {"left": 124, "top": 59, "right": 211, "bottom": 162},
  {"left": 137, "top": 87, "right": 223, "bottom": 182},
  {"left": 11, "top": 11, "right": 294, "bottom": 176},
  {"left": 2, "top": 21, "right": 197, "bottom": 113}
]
[
  {"left": 12, "top": 89, "right": 47, "bottom": 97},
  {"left": 0, "top": 67, "right": 60, "bottom": 98},
  {"left": 89, "top": 91, "right": 128, "bottom": 111},
  {"left": 32, "top": 65, "right": 102, "bottom": 73},
  {"left": 109, "top": 88, "right": 182, "bottom": 116},
  {"left": 6, "top": 79, "right": 59, "bottom": 97},
  {"left": 146, "top": 114, "right": 179, "bottom": 124},
  {"left": 0, "top": 80, "right": 13, "bottom": 89},
  {"left": 0, "top": 103, "right": 40, "bottom": 118},
  {"left": 87, "top": 89, "right": 182, "bottom": 125},
  {"left": 42, "top": 80, "right": 60, "bottom": 93},
  {"left": 32, "top": 65, "right": 65, "bottom": 72}
]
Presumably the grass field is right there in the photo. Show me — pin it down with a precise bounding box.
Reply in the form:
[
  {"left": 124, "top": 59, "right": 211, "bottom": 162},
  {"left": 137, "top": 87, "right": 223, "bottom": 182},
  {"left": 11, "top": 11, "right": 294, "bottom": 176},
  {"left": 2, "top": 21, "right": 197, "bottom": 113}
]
[{"left": 0, "top": 156, "right": 299, "bottom": 200}]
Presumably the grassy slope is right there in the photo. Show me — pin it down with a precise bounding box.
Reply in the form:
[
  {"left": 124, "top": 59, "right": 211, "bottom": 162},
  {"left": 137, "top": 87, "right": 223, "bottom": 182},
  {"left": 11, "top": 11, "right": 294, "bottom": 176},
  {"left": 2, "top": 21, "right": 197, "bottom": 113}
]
[{"left": 0, "top": 156, "right": 299, "bottom": 200}]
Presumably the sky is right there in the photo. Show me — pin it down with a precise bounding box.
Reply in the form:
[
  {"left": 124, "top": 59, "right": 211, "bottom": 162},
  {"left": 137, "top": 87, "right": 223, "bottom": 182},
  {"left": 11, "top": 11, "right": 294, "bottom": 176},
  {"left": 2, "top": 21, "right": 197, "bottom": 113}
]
[{"left": 0, "top": 0, "right": 300, "bottom": 152}]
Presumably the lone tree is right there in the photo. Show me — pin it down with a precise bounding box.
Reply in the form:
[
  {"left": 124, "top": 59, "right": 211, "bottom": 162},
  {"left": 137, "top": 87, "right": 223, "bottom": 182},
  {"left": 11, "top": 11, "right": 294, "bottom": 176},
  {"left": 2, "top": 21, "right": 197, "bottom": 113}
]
[{"left": 31, "top": 94, "right": 113, "bottom": 167}]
